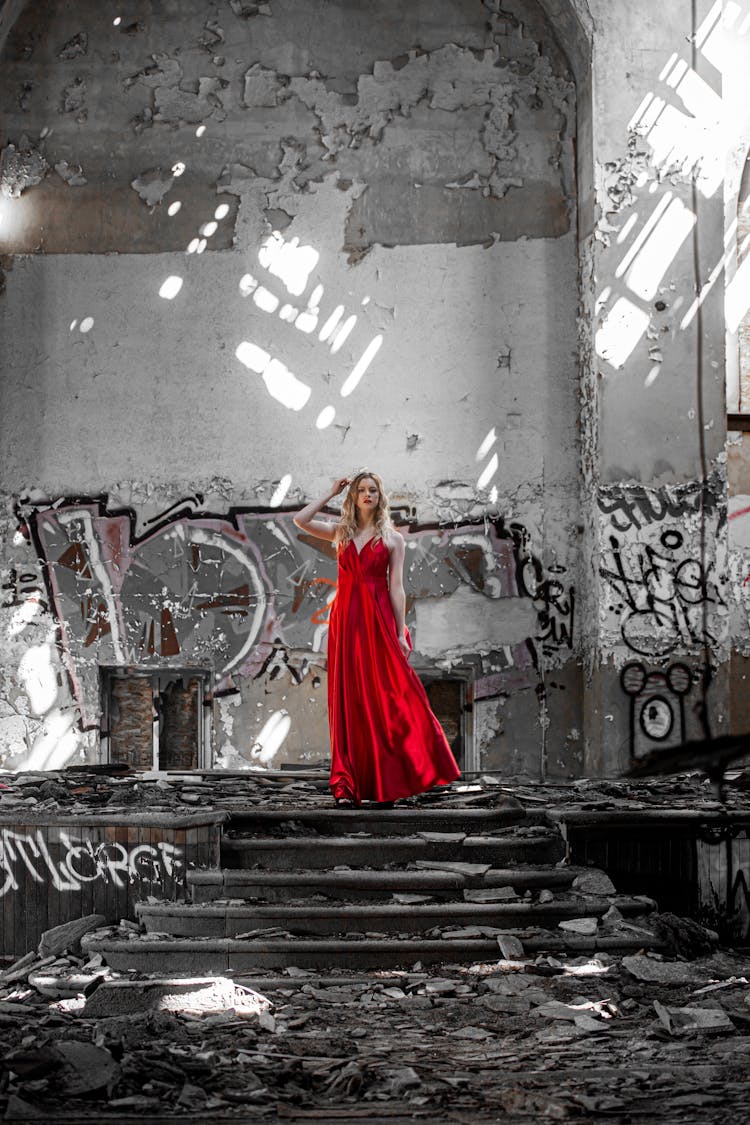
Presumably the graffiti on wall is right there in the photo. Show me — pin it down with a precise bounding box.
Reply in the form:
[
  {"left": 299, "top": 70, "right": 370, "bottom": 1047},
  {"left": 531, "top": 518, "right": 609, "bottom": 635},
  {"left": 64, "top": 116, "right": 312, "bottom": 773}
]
[
  {"left": 598, "top": 480, "right": 727, "bottom": 659},
  {"left": 0, "top": 826, "right": 183, "bottom": 897},
  {"left": 620, "top": 659, "right": 695, "bottom": 760},
  {"left": 9, "top": 497, "right": 576, "bottom": 733}
]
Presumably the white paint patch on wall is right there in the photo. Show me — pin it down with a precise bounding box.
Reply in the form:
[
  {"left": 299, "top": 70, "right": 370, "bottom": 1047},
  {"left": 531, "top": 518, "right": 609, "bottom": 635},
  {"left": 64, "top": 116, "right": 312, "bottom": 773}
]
[{"left": 413, "top": 584, "right": 538, "bottom": 660}]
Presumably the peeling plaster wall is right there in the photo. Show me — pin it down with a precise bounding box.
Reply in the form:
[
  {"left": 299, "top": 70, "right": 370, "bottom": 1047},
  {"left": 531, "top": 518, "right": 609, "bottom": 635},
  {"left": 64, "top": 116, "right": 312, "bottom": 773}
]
[
  {"left": 0, "top": 0, "right": 586, "bottom": 777},
  {"left": 1, "top": 0, "right": 746, "bottom": 779},
  {"left": 579, "top": 0, "right": 747, "bottom": 772}
]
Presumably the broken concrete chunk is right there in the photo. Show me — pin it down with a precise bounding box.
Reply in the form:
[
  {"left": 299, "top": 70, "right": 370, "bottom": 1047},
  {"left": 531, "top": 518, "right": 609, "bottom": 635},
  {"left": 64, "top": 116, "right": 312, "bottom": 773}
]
[
  {"left": 52, "top": 1041, "right": 121, "bottom": 1096},
  {"left": 652, "top": 912, "right": 720, "bottom": 959},
  {"left": 654, "top": 999, "right": 734, "bottom": 1034},
  {"left": 130, "top": 168, "right": 175, "bottom": 207},
  {"left": 454, "top": 1025, "right": 493, "bottom": 1040},
  {"left": 0, "top": 140, "right": 48, "bottom": 198},
  {"left": 465, "top": 887, "right": 517, "bottom": 903},
  {"left": 38, "top": 914, "right": 107, "bottom": 957},
  {"left": 600, "top": 904, "right": 624, "bottom": 929},
  {"left": 558, "top": 917, "right": 598, "bottom": 936},
  {"left": 414, "top": 860, "right": 491, "bottom": 876},
  {"left": 497, "top": 935, "right": 525, "bottom": 960},
  {"left": 572, "top": 870, "right": 616, "bottom": 896},
  {"left": 83, "top": 976, "right": 272, "bottom": 1018},
  {"left": 623, "top": 954, "right": 701, "bottom": 985}
]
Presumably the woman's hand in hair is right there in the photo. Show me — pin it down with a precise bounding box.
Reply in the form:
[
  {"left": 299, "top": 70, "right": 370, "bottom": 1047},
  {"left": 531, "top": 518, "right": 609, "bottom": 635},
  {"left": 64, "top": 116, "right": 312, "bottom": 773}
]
[{"left": 331, "top": 476, "right": 350, "bottom": 496}]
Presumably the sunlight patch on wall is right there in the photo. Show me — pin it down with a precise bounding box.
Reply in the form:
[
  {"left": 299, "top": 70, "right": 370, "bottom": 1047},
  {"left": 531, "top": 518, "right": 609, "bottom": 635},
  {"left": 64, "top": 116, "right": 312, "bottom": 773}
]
[
  {"left": 621, "top": 197, "right": 696, "bottom": 301},
  {"left": 235, "top": 341, "right": 312, "bottom": 411},
  {"left": 7, "top": 597, "right": 42, "bottom": 638},
  {"left": 259, "top": 232, "right": 319, "bottom": 297},
  {"left": 158, "top": 275, "right": 183, "bottom": 300},
  {"left": 25, "top": 710, "right": 80, "bottom": 772},
  {"left": 270, "top": 474, "right": 293, "bottom": 507},
  {"left": 316, "top": 405, "right": 336, "bottom": 429},
  {"left": 595, "top": 297, "right": 650, "bottom": 370},
  {"left": 726, "top": 251, "right": 750, "bottom": 333},
  {"left": 18, "top": 643, "right": 58, "bottom": 716},
  {"left": 250, "top": 709, "right": 291, "bottom": 765},
  {"left": 340, "top": 334, "right": 383, "bottom": 397}
]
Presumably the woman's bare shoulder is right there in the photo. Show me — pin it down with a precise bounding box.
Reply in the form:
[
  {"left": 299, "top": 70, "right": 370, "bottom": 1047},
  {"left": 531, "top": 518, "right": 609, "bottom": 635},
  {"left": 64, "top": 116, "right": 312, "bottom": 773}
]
[{"left": 386, "top": 526, "right": 405, "bottom": 552}]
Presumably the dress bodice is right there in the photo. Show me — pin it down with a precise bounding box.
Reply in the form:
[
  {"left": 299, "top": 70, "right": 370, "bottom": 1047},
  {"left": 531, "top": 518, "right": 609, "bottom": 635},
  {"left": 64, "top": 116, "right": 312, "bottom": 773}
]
[{"left": 337, "top": 537, "right": 389, "bottom": 584}]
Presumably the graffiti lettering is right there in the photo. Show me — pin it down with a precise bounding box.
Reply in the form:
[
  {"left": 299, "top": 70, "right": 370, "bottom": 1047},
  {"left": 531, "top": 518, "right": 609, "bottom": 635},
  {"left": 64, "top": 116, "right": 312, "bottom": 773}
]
[
  {"left": 0, "top": 828, "right": 183, "bottom": 897},
  {"left": 597, "top": 479, "right": 720, "bottom": 533},
  {"left": 601, "top": 529, "right": 724, "bottom": 658}
]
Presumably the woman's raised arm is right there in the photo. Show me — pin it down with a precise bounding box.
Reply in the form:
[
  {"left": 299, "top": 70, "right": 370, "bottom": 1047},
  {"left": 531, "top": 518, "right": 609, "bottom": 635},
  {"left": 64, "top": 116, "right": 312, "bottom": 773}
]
[{"left": 293, "top": 477, "right": 350, "bottom": 542}]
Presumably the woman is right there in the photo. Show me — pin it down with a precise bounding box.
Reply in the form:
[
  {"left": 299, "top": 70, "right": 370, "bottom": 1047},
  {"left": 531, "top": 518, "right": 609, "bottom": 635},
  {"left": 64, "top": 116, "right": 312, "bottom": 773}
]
[{"left": 294, "top": 471, "right": 461, "bottom": 807}]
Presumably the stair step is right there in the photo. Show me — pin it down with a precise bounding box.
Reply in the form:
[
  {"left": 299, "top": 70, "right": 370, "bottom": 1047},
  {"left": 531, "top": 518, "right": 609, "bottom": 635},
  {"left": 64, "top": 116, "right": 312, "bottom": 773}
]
[
  {"left": 221, "top": 832, "right": 564, "bottom": 870},
  {"left": 136, "top": 896, "right": 654, "bottom": 938},
  {"left": 83, "top": 931, "right": 664, "bottom": 973},
  {"left": 225, "top": 802, "right": 527, "bottom": 835},
  {"left": 188, "top": 864, "right": 581, "bottom": 903}
]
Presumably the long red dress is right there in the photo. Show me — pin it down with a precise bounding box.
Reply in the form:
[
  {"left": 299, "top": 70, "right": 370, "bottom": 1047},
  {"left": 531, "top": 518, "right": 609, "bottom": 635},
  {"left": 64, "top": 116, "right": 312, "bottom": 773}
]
[{"left": 327, "top": 535, "right": 461, "bottom": 803}]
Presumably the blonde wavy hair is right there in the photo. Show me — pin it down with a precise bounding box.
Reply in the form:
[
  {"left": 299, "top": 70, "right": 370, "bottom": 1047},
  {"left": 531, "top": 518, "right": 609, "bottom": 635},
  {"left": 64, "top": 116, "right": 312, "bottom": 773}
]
[{"left": 334, "top": 470, "right": 395, "bottom": 549}]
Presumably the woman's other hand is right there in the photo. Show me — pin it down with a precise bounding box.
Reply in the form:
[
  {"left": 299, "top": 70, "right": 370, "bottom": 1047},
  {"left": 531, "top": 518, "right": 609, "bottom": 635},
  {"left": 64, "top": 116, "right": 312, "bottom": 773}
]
[{"left": 398, "top": 633, "right": 411, "bottom": 659}]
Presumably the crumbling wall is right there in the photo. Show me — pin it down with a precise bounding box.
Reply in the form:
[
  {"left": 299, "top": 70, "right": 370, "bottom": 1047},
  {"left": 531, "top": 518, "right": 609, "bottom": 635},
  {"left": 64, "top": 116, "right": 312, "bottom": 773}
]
[
  {"left": 580, "top": 0, "right": 743, "bottom": 771},
  {"left": 0, "top": 0, "right": 583, "bottom": 776}
]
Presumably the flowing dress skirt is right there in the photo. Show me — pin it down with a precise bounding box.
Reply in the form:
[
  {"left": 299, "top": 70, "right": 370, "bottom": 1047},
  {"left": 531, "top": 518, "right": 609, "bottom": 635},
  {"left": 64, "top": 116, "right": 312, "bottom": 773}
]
[{"left": 327, "top": 537, "right": 461, "bottom": 803}]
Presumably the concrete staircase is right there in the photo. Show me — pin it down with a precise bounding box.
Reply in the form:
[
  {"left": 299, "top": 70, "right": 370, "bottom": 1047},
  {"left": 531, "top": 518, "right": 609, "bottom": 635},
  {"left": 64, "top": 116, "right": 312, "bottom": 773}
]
[{"left": 84, "top": 797, "right": 661, "bottom": 973}]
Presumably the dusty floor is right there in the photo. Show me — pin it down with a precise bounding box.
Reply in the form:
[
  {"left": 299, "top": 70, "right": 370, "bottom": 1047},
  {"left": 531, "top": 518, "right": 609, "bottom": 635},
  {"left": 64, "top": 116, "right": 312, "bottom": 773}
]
[
  {"left": 2, "top": 764, "right": 750, "bottom": 818},
  {"left": 2, "top": 767, "right": 750, "bottom": 1121},
  {"left": 2, "top": 946, "right": 750, "bottom": 1122}
]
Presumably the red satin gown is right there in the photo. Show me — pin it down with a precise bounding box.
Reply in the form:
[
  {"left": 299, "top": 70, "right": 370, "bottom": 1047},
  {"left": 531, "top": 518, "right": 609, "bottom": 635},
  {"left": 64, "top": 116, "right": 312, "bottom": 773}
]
[{"left": 327, "top": 535, "right": 461, "bottom": 804}]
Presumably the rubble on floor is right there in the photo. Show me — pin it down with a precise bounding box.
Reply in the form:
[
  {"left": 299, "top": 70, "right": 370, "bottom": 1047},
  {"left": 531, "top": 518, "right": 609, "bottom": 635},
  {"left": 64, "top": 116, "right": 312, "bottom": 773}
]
[
  {"left": 2, "top": 765, "right": 750, "bottom": 819},
  {"left": 2, "top": 767, "right": 749, "bottom": 1118},
  {"left": 1, "top": 923, "right": 749, "bottom": 1122}
]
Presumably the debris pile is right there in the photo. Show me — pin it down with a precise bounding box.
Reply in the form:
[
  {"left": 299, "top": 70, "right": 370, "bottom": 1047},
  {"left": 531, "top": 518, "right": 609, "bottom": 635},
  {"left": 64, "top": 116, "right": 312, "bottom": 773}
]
[
  {"left": 2, "top": 767, "right": 750, "bottom": 819},
  {"left": 2, "top": 927, "right": 750, "bottom": 1121}
]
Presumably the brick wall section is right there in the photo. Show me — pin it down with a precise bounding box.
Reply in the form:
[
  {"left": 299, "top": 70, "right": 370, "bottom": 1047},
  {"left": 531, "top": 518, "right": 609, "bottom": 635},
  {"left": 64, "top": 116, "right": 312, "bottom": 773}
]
[
  {"left": 109, "top": 676, "right": 153, "bottom": 769},
  {"left": 160, "top": 678, "right": 200, "bottom": 770}
]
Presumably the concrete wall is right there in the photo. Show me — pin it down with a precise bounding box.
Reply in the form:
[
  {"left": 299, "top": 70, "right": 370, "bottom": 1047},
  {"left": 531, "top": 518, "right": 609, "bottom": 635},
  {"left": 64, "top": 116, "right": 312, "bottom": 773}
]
[
  {"left": 0, "top": 0, "right": 581, "bottom": 776},
  {"left": 582, "top": 0, "right": 750, "bottom": 771},
  {"left": 1, "top": 0, "right": 747, "bottom": 779}
]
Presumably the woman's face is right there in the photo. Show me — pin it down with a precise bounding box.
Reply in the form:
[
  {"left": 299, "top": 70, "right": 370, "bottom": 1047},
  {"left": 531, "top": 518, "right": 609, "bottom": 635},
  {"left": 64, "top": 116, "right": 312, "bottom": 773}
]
[{"left": 354, "top": 476, "right": 380, "bottom": 518}]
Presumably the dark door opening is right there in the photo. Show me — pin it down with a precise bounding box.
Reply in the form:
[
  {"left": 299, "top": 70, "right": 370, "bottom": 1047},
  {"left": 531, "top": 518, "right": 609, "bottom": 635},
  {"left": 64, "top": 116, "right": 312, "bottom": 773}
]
[
  {"left": 421, "top": 677, "right": 465, "bottom": 769},
  {"left": 102, "top": 668, "right": 210, "bottom": 770}
]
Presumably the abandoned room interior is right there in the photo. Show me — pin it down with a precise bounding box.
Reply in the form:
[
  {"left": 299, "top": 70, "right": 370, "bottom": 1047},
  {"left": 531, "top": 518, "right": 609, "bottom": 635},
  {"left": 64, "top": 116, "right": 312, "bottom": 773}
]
[{"left": 2, "top": 0, "right": 750, "bottom": 1121}]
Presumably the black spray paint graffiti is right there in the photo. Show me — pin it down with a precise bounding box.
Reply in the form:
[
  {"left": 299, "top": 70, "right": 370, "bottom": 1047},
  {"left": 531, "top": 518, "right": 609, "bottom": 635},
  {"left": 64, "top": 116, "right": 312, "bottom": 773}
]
[
  {"left": 601, "top": 527, "right": 725, "bottom": 659},
  {"left": 597, "top": 478, "right": 721, "bottom": 533},
  {"left": 620, "top": 660, "right": 694, "bottom": 760},
  {"left": 511, "top": 527, "right": 574, "bottom": 657}
]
